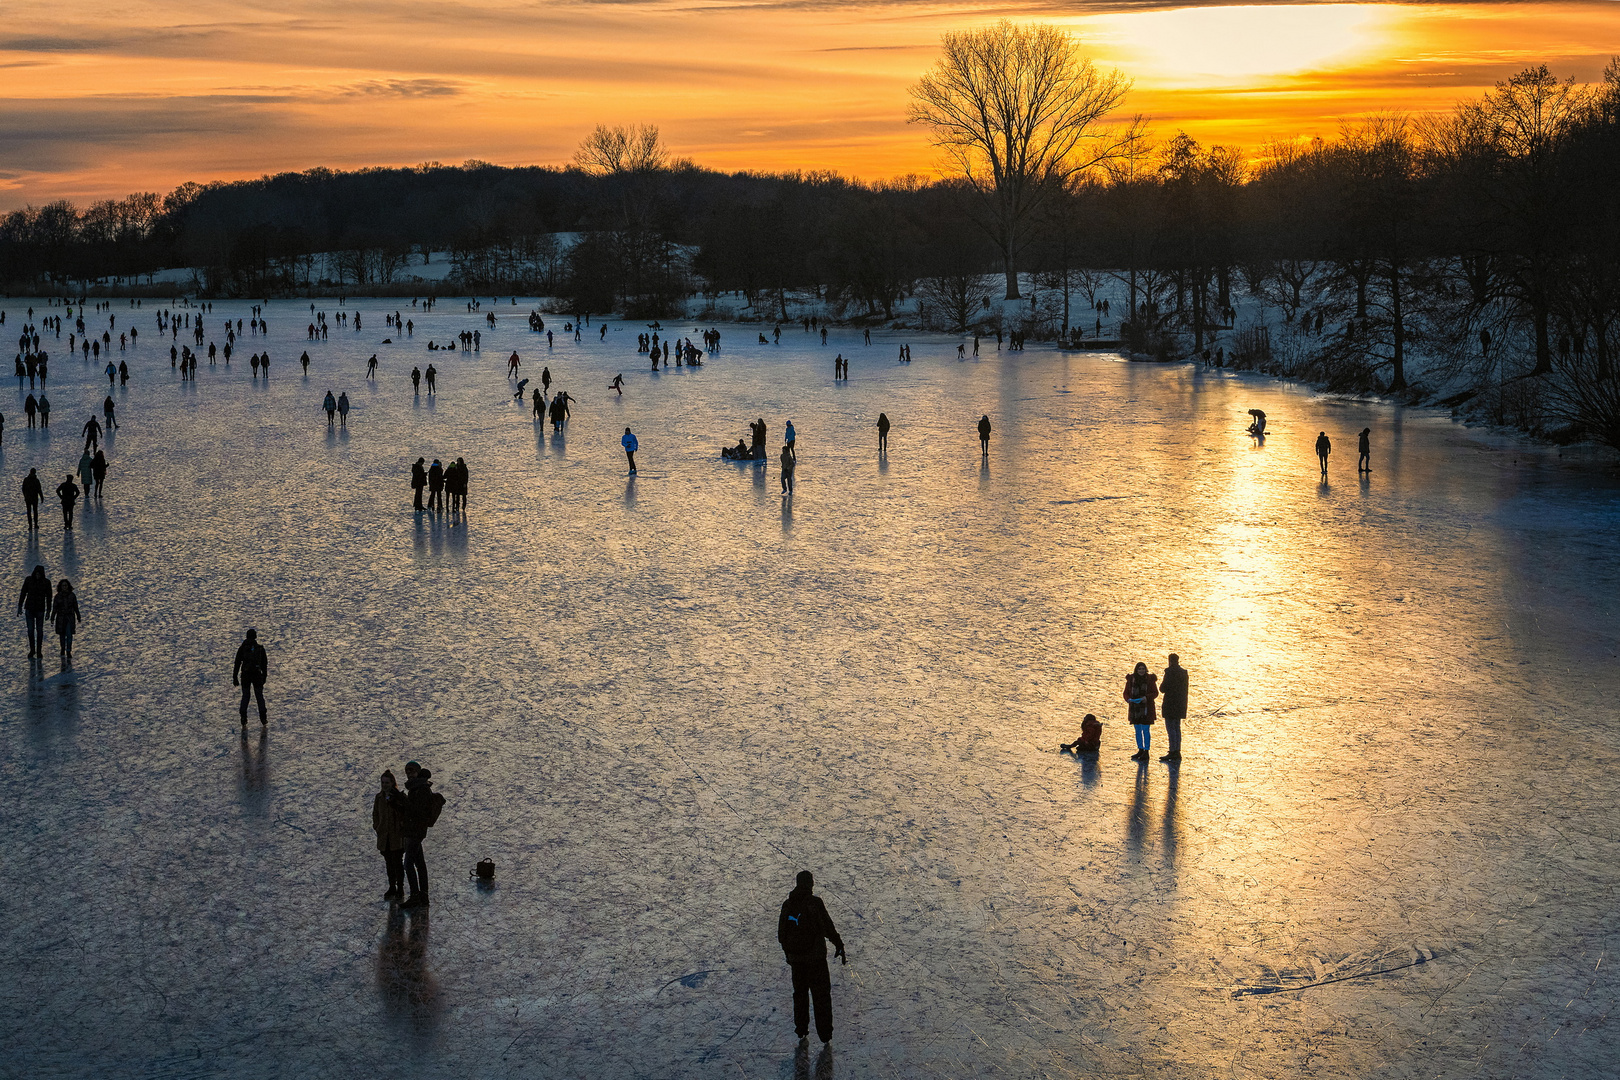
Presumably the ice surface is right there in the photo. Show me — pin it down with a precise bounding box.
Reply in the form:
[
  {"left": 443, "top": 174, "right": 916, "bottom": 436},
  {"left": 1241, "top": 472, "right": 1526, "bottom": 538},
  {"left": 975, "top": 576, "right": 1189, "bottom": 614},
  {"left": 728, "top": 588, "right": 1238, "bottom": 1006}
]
[{"left": 1, "top": 301, "right": 1617, "bottom": 1079}]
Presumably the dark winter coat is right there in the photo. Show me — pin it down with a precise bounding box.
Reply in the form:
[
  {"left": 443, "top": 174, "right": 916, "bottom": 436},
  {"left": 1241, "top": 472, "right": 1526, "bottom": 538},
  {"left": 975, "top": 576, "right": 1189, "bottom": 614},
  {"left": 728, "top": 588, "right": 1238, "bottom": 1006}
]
[
  {"left": 401, "top": 775, "right": 435, "bottom": 841},
  {"left": 1125, "top": 672, "right": 1158, "bottom": 726},
  {"left": 778, "top": 887, "right": 844, "bottom": 964},
  {"left": 373, "top": 790, "right": 407, "bottom": 852},
  {"left": 1160, "top": 664, "right": 1189, "bottom": 721},
  {"left": 17, "top": 572, "right": 52, "bottom": 615},
  {"left": 410, "top": 461, "right": 427, "bottom": 490},
  {"left": 21, "top": 472, "right": 41, "bottom": 505},
  {"left": 53, "top": 593, "right": 81, "bottom": 636},
  {"left": 234, "top": 640, "right": 268, "bottom": 684}
]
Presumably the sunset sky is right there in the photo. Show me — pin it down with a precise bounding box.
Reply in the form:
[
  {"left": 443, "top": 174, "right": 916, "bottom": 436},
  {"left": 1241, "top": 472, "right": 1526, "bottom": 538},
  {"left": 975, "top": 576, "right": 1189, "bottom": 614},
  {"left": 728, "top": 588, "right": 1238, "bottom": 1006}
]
[{"left": 2, "top": 1, "right": 1617, "bottom": 208}]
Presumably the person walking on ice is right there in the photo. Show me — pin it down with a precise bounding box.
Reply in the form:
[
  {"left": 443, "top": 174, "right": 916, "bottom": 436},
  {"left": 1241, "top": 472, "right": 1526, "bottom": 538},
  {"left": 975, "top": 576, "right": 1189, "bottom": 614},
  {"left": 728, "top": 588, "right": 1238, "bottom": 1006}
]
[
  {"left": 53, "top": 579, "right": 81, "bottom": 665},
  {"left": 1358, "top": 427, "right": 1371, "bottom": 473},
  {"left": 232, "top": 628, "right": 269, "bottom": 727},
  {"left": 778, "top": 870, "right": 846, "bottom": 1045},
  {"left": 1159, "top": 654, "right": 1188, "bottom": 762},
  {"left": 56, "top": 474, "right": 80, "bottom": 530},
  {"left": 622, "top": 427, "right": 638, "bottom": 474},
  {"left": 17, "top": 564, "right": 52, "bottom": 658},
  {"left": 324, "top": 391, "right": 337, "bottom": 426},
  {"left": 1316, "top": 431, "right": 1332, "bottom": 476},
  {"left": 337, "top": 392, "right": 351, "bottom": 427},
  {"left": 21, "top": 468, "right": 42, "bottom": 530}
]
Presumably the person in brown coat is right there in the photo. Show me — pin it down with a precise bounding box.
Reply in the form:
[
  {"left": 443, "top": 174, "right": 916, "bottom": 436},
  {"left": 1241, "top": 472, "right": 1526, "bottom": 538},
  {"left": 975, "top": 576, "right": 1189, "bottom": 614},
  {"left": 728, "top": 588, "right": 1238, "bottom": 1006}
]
[{"left": 373, "top": 771, "right": 408, "bottom": 901}]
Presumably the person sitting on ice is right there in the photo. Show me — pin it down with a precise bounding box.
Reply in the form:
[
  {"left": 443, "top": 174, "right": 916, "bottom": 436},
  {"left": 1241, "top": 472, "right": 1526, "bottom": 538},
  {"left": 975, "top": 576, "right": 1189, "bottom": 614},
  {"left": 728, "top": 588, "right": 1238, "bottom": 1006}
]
[
  {"left": 1061, "top": 714, "right": 1103, "bottom": 755},
  {"left": 723, "top": 438, "right": 752, "bottom": 460}
]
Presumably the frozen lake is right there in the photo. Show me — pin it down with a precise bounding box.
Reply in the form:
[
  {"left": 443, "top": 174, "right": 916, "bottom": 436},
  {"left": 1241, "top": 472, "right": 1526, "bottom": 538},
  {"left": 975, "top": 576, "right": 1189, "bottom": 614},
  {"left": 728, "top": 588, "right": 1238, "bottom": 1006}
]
[{"left": 2, "top": 298, "right": 1617, "bottom": 1079}]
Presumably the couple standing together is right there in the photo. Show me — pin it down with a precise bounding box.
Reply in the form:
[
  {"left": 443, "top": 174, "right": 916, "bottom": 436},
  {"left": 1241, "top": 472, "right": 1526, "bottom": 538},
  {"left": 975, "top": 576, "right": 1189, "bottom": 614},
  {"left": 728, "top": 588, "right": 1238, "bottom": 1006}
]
[
  {"left": 372, "top": 762, "right": 440, "bottom": 908},
  {"left": 1124, "top": 655, "right": 1189, "bottom": 762}
]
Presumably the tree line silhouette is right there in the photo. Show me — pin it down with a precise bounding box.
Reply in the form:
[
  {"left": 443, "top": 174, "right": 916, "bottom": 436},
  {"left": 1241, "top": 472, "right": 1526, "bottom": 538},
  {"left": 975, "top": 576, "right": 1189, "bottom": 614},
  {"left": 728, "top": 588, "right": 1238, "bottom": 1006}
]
[{"left": 5, "top": 58, "right": 1620, "bottom": 446}]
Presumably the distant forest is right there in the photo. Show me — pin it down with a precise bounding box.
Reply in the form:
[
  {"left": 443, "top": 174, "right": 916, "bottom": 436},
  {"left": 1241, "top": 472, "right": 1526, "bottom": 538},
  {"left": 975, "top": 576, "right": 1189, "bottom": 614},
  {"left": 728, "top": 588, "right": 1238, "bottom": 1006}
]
[{"left": 7, "top": 61, "right": 1620, "bottom": 446}]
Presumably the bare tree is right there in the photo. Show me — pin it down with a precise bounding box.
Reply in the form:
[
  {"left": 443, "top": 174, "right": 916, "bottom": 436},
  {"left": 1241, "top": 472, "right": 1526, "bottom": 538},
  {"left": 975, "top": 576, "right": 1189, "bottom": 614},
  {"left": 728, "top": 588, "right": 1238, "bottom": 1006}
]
[
  {"left": 573, "top": 124, "right": 668, "bottom": 175},
  {"left": 909, "top": 20, "right": 1138, "bottom": 299}
]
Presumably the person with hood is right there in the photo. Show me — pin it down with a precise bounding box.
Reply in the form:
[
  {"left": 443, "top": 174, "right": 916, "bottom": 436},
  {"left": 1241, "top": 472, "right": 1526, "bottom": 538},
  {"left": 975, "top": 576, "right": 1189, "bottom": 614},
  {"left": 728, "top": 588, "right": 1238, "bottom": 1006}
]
[
  {"left": 1125, "top": 661, "right": 1159, "bottom": 761},
  {"left": 777, "top": 870, "right": 846, "bottom": 1045},
  {"left": 323, "top": 391, "right": 337, "bottom": 426},
  {"left": 977, "top": 414, "right": 992, "bottom": 454},
  {"left": 21, "top": 467, "right": 42, "bottom": 529},
  {"left": 91, "top": 450, "right": 108, "bottom": 498},
  {"left": 400, "top": 761, "right": 434, "bottom": 908},
  {"left": 56, "top": 473, "right": 80, "bottom": 529},
  {"left": 337, "top": 392, "right": 351, "bottom": 428},
  {"left": 1159, "top": 655, "right": 1189, "bottom": 762},
  {"left": 16, "top": 565, "right": 52, "bottom": 658},
  {"left": 410, "top": 457, "right": 427, "bottom": 510},
  {"left": 232, "top": 628, "right": 269, "bottom": 726},
  {"left": 373, "top": 770, "right": 408, "bottom": 901},
  {"left": 76, "top": 451, "right": 95, "bottom": 500},
  {"left": 622, "top": 427, "right": 638, "bottom": 473},
  {"left": 427, "top": 459, "right": 445, "bottom": 512},
  {"left": 877, "top": 412, "right": 890, "bottom": 453},
  {"left": 52, "top": 579, "right": 81, "bottom": 664},
  {"left": 1316, "top": 431, "right": 1331, "bottom": 476}
]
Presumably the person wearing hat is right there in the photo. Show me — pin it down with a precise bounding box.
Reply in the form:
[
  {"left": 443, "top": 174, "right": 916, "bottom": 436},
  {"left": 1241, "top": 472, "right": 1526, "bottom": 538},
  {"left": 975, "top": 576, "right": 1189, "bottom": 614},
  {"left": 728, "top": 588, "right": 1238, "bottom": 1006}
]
[
  {"left": 232, "top": 628, "right": 269, "bottom": 726},
  {"left": 400, "top": 761, "right": 434, "bottom": 908},
  {"left": 777, "top": 870, "right": 846, "bottom": 1044}
]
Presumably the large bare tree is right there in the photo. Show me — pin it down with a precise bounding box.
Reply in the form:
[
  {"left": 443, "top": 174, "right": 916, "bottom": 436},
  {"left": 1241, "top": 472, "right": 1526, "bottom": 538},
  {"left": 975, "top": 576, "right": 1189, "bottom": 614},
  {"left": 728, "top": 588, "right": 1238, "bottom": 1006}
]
[
  {"left": 573, "top": 124, "right": 668, "bottom": 175},
  {"left": 909, "top": 20, "right": 1137, "bottom": 299}
]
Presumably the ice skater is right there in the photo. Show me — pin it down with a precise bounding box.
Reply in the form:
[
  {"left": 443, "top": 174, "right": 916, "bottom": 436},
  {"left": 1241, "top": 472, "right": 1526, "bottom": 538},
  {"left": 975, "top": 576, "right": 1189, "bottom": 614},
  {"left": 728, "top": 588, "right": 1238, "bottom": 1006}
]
[
  {"left": 1316, "top": 431, "right": 1331, "bottom": 476},
  {"left": 508, "top": 352, "right": 521, "bottom": 376},
  {"left": 622, "top": 427, "right": 638, "bottom": 473},
  {"left": 232, "top": 628, "right": 269, "bottom": 726},
  {"left": 17, "top": 564, "right": 52, "bottom": 658},
  {"left": 1061, "top": 714, "right": 1102, "bottom": 754},
  {"left": 1358, "top": 428, "right": 1371, "bottom": 473},
  {"left": 1125, "top": 662, "right": 1158, "bottom": 761},
  {"left": 366, "top": 355, "right": 378, "bottom": 379},
  {"left": 609, "top": 374, "right": 624, "bottom": 396},
  {"left": 777, "top": 871, "right": 846, "bottom": 1045},
  {"left": 978, "top": 414, "right": 992, "bottom": 454}
]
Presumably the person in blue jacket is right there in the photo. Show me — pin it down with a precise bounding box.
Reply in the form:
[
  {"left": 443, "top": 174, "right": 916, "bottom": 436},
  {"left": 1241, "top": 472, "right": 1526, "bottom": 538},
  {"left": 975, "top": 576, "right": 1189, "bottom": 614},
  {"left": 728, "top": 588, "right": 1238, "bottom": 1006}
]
[{"left": 622, "top": 427, "right": 638, "bottom": 473}]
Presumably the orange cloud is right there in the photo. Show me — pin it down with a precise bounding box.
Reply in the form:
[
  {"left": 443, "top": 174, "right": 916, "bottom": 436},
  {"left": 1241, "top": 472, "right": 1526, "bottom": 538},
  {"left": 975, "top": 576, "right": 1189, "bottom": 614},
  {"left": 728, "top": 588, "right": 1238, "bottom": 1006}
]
[{"left": 1, "top": 1, "right": 1617, "bottom": 207}]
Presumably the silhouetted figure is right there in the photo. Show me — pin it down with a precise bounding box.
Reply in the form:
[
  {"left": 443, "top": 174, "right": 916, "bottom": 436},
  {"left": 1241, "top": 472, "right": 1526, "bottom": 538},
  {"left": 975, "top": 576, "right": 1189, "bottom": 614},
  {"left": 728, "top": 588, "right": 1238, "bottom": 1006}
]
[
  {"left": 541, "top": 366, "right": 551, "bottom": 394},
  {"left": 778, "top": 871, "right": 845, "bottom": 1045},
  {"left": 324, "top": 391, "right": 337, "bottom": 426},
  {"left": 1358, "top": 428, "right": 1371, "bottom": 473},
  {"left": 622, "top": 428, "right": 638, "bottom": 473},
  {"left": 1159, "top": 655, "right": 1188, "bottom": 762},
  {"left": 1247, "top": 409, "right": 1266, "bottom": 437},
  {"left": 21, "top": 468, "right": 42, "bottom": 529},
  {"left": 1061, "top": 714, "right": 1103, "bottom": 754},
  {"left": 337, "top": 392, "right": 350, "bottom": 427},
  {"left": 750, "top": 418, "right": 766, "bottom": 455},
  {"left": 411, "top": 366, "right": 421, "bottom": 394},
  {"left": 531, "top": 388, "right": 543, "bottom": 417},
  {"left": 609, "top": 374, "right": 623, "bottom": 395},
  {"left": 232, "top": 628, "right": 269, "bottom": 726},
  {"left": 76, "top": 451, "right": 94, "bottom": 499},
  {"left": 978, "top": 414, "right": 992, "bottom": 454},
  {"left": 301, "top": 351, "right": 310, "bottom": 374},
  {"left": 373, "top": 770, "right": 408, "bottom": 901},
  {"left": 24, "top": 394, "right": 36, "bottom": 428},
  {"left": 400, "top": 761, "right": 434, "bottom": 908},
  {"left": 56, "top": 474, "right": 79, "bottom": 529},
  {"left": 38, "top": 395, "right": 48, "bottom": 428},
  {"left": 411, "top": 457, "right": 427, "bottom": 510},
  {"left": 427, "top": 459, "right": 444, "bottom": 512},
  {"left": 877, "top": 412, "right": 890, "bottom": 452},
  {"left": 781, "top": 444, "right": 795, "bottom": 495},
  {"left": 91, "top": 450, "right": 107, "bottom": 498},
  {"left": 425, "top": 364, "right": 437, "bottom": 394},
  {"left": 366, "top": 355, "right": 378, "bottom": 378},
  {"left": 784, "top": 420, "right": 797, "bottom": 460},
  {"left": 1125, "top": 662, "right": 1158, "bottom": 760},
  {"left": 102, "top": 395, "right": 117, "bottom": 430},
  {"left": 53, "top": 579, "right": 80, "bottom": 664},
  {"left": 1316, "top": 431, "right": 1331, "bottom": 476},
  {"left": 17, "top": 565, "right": 52, "bottom": 658}
]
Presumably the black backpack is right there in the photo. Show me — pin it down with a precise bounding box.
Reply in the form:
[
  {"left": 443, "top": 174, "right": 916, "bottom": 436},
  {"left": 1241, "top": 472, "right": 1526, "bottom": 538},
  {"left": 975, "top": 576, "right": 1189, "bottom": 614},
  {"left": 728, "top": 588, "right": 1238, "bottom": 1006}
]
[
  {"left": 420, "top": 790, "right": 446, "bottom": 828},
  {"left": 780, "top": 894, "right": 822, "bottom": 954}
]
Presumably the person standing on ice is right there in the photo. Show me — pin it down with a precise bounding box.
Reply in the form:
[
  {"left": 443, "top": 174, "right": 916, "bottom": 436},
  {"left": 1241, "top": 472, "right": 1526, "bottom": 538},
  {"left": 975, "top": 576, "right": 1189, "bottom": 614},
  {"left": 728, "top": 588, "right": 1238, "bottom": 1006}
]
[
  {"left": 877, "top": 412, "right": 890, "bottom": 453},
  {"left": 337, "top": 392, "right": 351, "bottom": 428},
  {"left": 232, "top": 628, "right": 269, "bottom": 727},
  {"left": 622, "top": 427, "right": 638, "bottom": 473},
  {"left": 1358, "top": 428, "right": 1371, "bottom": 473},
  {"left": 373, "top": 770, "right": 407, "bottom": 902},
  {"left": 541, "top": 366, "right": 552, "bottom": 396},
  {"left": 1315, "top": 431, "right": 1331, "bottom": 476},
  {"left": 323, "top": 391, "right": 337, "bottom": 426},
  {"left": 427, "top": 459, "right": 445, "bottom": 512},
  {"left": 784, "top": 420, "right": 797, "bottom": 461},
  {"left": 778, "top": 870, "right": 845, "bottom": 1045},
  {"left": 17, "top": 564, "right": 53, "bottom": 658},
  {"left": 1159, "top": 655, "right": 1188, "bottom": 762},
  {"left": 411, "top": 457, "right": 427, "bottom": 511},
  {"left": 411, "top": 366, "right": 421, "bottom": 395},
  {"left": 52, "top": 579, "right": 81, "bottom": 665},
  {"left": 425, "top": 364, "right": 437, "bottom": 394},
  {"left": 400, "top": 761, "right": 434, "bottom": 908},
  {"left": 55, "top": 474, "right": 80, "bottom": 530},
  {"left": 780, "top": 443, "right": 795, "bottom": 496},
  {"left": 1125, "top": 662, "right": 1158, "bottom": 761},
  {"left": 977, "top": 414, "right": 992, "bottom": 455}
]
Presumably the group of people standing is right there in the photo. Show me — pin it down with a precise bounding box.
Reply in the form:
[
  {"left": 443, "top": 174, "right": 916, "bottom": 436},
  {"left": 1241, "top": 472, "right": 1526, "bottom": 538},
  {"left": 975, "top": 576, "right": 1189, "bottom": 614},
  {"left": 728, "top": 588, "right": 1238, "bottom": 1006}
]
[
  {"left": 410, "top": 457, "right": 470, "bottom": 512},
  {"left": 1063, "top": 655, "right": 1190, "bottom": 762},
  {"left": 371, "top": 761, "right": 442, "bottom": 910}
]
